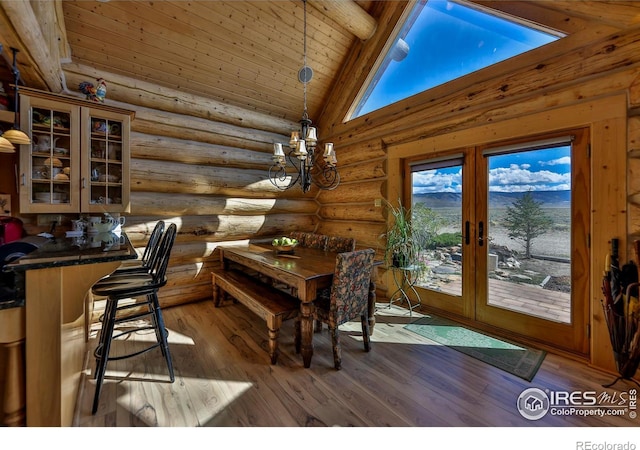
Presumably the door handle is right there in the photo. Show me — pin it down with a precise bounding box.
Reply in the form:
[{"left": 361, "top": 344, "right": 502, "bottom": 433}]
[
  {"left": 478, "top": 221, "right": 484, "bottom": 247},
  {"left": 465, "top": 221, "right": 470, "bottom": 245}
]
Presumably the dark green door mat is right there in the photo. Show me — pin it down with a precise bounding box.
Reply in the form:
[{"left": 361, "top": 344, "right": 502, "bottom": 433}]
[{"left": 405, "top": 315, "right": 546, "bottom": 381}]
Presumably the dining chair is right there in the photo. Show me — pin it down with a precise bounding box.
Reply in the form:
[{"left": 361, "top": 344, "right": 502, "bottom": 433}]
[
  {"left": 313, "top": 235, "right": 356, "bottom": 332},
  {"left": 308, "top": 248, "right": 375, "bottom": 370},
  {"left": 325, "top": 236, "right": 356, "bottom": 253},
  {"left": 90, "top": 223, "right": 177, "bottom": 414},
  {"left": 302, "top": 232, "right": 328, "bottom": 250},
  {"left": 289, "top": 231, "right": 305, "bottom": 243}
]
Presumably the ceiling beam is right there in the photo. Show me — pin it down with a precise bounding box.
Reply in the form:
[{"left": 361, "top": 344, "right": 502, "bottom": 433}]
[
  {"left": 0, "top": 0, "right": 63, "bottom": 92},
  {"left": 308, "top": 0, "right": 377, "bottom": 41}
]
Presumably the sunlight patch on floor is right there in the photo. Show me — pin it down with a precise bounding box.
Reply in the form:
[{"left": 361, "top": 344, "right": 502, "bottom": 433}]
[
  {"left": 114, "top": 376, "right": 254, "bottom": 426},
  {"left": 332, "top": 303, "right": 435, "bottom": 346}
]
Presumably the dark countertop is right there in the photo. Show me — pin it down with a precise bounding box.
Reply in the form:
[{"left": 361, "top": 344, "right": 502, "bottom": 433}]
[{"left": 0, "top": 232, "right": 137, "bottom": 310}]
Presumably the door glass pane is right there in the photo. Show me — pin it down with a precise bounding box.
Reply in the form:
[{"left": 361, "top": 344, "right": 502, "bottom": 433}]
[
  {"left": 486, "top": 146, "right": 571, "bottom": 323},
  {"left": 411, "top": 162, "right": 463, "bottom": 296}
]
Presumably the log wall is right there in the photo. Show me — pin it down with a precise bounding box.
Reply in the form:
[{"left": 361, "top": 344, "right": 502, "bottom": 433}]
[
  {"left": 121, "top": 107, "right": 320, "bottom": 307},
  {"left": 4, "top": 63, "right": 322, "bottom": 310},
  {"left": 4, "top": 1, "right": 640, "bottom": 375},
  {"left": 314, "top": 13, "right": 640, "bottom": 372}
]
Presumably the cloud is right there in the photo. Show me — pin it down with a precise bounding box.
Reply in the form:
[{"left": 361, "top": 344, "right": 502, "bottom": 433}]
[
  {"left": 412, "top": 164, "right": 570, "bottom": 194},
  {"left": 539, "top": 156, "right": 571, "bottom": 166},
  {"left": 489, "top": 166, "right": 570, "bottom": 191},
  {"left": 412, "top": 168, "right": 462, "bottom": 193}
]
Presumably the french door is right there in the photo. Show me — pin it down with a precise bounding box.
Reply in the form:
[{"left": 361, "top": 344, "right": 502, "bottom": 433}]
[{"left": 407, "top": 128, "right": 590, "bottom": 355}]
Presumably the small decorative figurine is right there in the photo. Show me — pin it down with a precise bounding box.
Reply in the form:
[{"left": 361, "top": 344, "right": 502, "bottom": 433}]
[{"left": 79, "top": 78, "right": 107, "bottom": 102}]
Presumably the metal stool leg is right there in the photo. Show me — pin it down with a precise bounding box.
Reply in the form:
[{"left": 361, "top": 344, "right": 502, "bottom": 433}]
[
  {"left": 92, "top": 297, "right": 118, "bottom": 414},
  {"left": 150, "top": 292, "right": 174, "bottom": 381}
]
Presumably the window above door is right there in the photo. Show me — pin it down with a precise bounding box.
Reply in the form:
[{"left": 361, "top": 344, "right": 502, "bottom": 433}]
[{"left": 348, "top": 0, "right": 565, "bottom": 119}]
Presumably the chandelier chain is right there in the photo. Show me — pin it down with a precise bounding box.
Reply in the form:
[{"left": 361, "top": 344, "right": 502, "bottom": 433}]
[
  {"left": 268, "top": 0, "right": 338, "bottom": 193},
  {"left": 302, "top": 0, "right": 308, "bottom": 120}
]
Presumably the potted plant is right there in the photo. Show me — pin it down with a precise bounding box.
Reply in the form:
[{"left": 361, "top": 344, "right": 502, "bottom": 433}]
[{"left": 382, "top": 199, "right": 422, "bottom": 269}]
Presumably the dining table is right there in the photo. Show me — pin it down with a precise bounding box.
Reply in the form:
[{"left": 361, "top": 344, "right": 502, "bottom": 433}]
[{"left": 219, "top": 243, "right": 380, "bottom": 368}]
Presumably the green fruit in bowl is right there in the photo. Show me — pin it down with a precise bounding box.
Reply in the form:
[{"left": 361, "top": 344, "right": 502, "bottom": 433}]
[{"left": 272, "top": 236, "right": 298, "bottom": 247}]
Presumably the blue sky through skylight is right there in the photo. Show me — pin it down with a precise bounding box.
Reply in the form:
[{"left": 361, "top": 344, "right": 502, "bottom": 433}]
[{"left": 352, "top": 0, "right": 562, "bottom": 118}]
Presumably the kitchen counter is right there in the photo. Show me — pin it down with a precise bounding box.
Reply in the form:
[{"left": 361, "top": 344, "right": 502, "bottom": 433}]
[
  {"left": 1, "top": 233, "right": 136, "bottom": 310},
  {"left": 2, "top": 231, "right": 138, "bottom": 426},
  {"left": 0, "top": 233, "right": 137, "bottom": 310},
  {"left": 6, "top": 232, "right": 136, "bottom": 271}
]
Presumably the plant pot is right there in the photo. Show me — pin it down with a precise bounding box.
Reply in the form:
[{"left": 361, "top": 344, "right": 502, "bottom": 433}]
[{"left": 392, "top": 253, "right": 410, "bottom": 268}]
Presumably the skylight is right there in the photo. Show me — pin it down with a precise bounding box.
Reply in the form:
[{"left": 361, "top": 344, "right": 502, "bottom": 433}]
[{"left": 349, "top": 0, "right": 565, "bottom": 119}]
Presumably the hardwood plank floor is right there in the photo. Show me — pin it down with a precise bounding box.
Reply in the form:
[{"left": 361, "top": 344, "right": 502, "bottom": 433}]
[{"left": 73, "top": 299, "right": 639, "bottom": 430}]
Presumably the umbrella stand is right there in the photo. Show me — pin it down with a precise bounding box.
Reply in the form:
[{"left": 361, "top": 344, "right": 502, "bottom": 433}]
[{"left": 601, "top": 285, "right": 640, "bottom": 389}]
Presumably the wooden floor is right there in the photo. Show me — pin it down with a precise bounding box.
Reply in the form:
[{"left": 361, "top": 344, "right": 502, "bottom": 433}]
[{"left": 73, "top": 299, "right": 638, "bottom": 428}]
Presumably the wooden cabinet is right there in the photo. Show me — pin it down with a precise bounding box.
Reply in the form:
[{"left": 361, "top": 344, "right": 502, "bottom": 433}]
[{"left": 18, "top": 88, "right": 134, "bottom": 214}]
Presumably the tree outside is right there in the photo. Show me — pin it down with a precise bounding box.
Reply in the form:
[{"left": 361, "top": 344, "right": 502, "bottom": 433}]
[
  {"left": 503, "top": 190, "right": 553, "bottom": 258},
  {"left": 412, "top": 202, "right": 447, "bottom": 250}
]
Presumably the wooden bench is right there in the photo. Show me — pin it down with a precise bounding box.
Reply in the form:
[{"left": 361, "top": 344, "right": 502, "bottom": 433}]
[{"left": 211, "top": 269, "right": 300, "bottom": 364}]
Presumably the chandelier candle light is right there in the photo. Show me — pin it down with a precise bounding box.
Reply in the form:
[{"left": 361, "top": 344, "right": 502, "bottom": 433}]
[{"left": 269, "top": 0, "right": 339, "bottom": 193}]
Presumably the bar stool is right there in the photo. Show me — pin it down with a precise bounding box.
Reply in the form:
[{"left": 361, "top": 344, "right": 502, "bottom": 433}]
[
  {"left": 90, "top": 223, "right": 177, "bottom": 414},
  {"left": 92, "top": 220, "right": 165, "bottom": 354},
  {"left": 112, "top": 220, "right": 164, "bottom": 275}
]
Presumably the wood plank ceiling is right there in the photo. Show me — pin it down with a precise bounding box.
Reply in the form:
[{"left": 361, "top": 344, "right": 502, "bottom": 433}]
[
  {"left": 2, "top": 1, "right": 640, "bottom": 128},
  {"left": 61, "top": 0, "right": 373, "bottom": 125}
]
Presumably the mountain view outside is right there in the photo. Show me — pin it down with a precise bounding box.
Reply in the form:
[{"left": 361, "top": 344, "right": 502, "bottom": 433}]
[{"left": 411, "top": 146, "right": 572, "bottom": 321}]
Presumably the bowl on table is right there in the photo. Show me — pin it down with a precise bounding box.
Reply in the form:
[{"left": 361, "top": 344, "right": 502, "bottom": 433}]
[
  {"left": 273, "top": 244, "right": 298, "bottom": 254},
  {"left": 272, "top": 238, "right": 299, "bottom": 255}
]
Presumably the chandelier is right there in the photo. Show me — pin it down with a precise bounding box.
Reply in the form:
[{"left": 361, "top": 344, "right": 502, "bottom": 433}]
[
  {"left": 0, "top": 46, "right": 31, "bottom": 153},
  {"left": 269, "top": 0, "right": 339, "bottom": 193}
]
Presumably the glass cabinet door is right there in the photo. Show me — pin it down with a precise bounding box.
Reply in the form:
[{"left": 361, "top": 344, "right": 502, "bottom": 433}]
[
  {"left": 87, "top": 115, "right": 124, "bottom": 209},
  {"left": 20, "top": 97, "right": 80, "bottom": 213},
  {"left": 19, "top": 90, "right": 131, "bottom": 214},
  {"left": 82, "top": 110, "right": 129, "bottom": 212}
]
